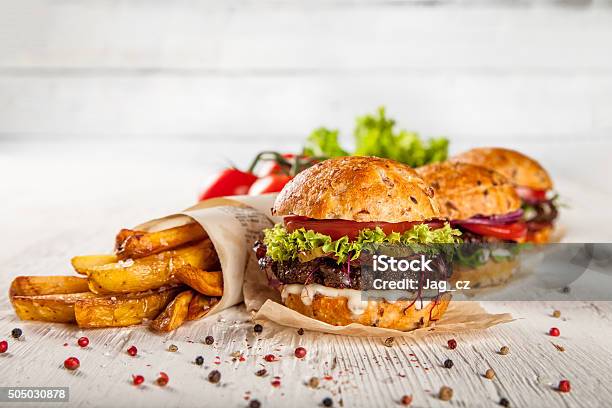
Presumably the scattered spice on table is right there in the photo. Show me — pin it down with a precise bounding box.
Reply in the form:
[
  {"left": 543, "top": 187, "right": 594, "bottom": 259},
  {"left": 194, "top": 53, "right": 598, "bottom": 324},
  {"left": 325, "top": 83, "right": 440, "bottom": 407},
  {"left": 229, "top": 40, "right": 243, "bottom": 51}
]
[
  {"left": 439, "top": 386, "right": 453, "bottom": 401},
  {"left": 297, "top": 328, "right": 304, "bottom": 336},
  {"left": 384, "top": 337, "right": 395, "bottom": 347},
  {"left": 0, "top": 340, "right": 8, "bottom": 353},
  {"left": 255, "top": 369, "right": 267, "bottom": 377},
  {"left": 132, "top": 375, "right": 144, "bottom": 386},
  {"left": 205, "top": 336, "right": 214, "bottom": 345},
  {"left": 77, "top": 337, "right": 89, "bottom": 348},
  {"left": 447, "top": 339, "right": 457, "bottom": 350},
  {"left": 156, "top": 372, "right": 169, "bottom": 386},
  {"left": 127, "top": 345, "right": 138, "bottom": 356},
  {"left": 271, "top": 379, "right": 281, "bottom": 388},
  {"left": 168, "top": 344, "right": 178, "bottom": 352},
  {"left": 195, "top": 356, "right": 204, "bottom": 365},
  {"left": 208, "top": 370, "right": 221, "bottom": 384},
  {"left": 443, "top": 359, "right": 453, "bottom": 369},
  {"left": 558, "top": 380, "right": 571, "bottom": 393},
  {"left": 294, "top": 347, "right": 307, "bottom": 358},
  {"left": 499, "top": 346, "right": 509, "bottom": 355},
  {"left": 264, "top": 354, "right": 277, "bottom": 362},
  {"left": 249, "top": 399, "right": 261, "bottom": 408},
  {"left": 400, "top": 395, "right": 413, "bottom": 405},
  {"left": 11, "top": 328, "right": 22, "bottom": 339},
  {"left": 552, "top": 343, "right": 565, "bottom": 352},
  {"left": 322, "top": 397, "right": 333, "bottom": 407},
  {"left": 499, "top": 397, "right": 510, "bottom": 407},
  {"left": 485, "top": 368, "right": 495, "bottom": 379},
  {"left": 253, "top": 324, "right": 263, "bottom": 333},
  {"left": 308, "top": 377, "right": 319, "bottom": 388},
  {"left": 549, "top": 327, "right": 560, "bottom": 337},
  {"left": 552, "top": 310, "right": 561, "bottom": 318},
  {"left": 64, "top": 357, "right": 80, "bottom": 370}
]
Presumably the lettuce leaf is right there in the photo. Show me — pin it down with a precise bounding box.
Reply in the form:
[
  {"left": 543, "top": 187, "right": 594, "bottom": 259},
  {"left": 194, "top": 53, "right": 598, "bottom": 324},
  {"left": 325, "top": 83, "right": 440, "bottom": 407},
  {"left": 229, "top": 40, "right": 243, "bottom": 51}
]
[
  {"left": 354, "top": 107, "right": 448, "bottom": 167},
  {"left": 263, "top": 223, "right": 462, "bottom": 264},
  {"left": 303, "top": 127, "right": 348, "bottom": 158}
]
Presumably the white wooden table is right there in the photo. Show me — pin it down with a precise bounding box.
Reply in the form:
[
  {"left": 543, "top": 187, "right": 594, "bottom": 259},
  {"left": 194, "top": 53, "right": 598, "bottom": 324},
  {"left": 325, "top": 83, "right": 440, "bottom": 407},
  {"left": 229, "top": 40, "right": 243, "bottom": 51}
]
[{"left": 1, "top": 141, "right": 611, "bottom": 408}]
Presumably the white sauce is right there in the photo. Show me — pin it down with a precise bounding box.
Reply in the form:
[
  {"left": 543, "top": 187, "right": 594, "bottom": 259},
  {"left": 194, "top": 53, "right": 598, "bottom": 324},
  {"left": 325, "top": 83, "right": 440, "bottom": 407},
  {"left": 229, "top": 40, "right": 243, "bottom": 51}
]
[{"left": 281, "top": 284, "right": 436, "bottom": 315}]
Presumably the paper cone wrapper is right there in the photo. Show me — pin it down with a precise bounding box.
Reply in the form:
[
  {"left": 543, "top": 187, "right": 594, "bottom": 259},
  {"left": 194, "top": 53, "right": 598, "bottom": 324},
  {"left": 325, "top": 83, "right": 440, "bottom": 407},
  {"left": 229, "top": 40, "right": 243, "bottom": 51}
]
[{"left": 135, "top": 194, "right": 280, "bottom": 316}]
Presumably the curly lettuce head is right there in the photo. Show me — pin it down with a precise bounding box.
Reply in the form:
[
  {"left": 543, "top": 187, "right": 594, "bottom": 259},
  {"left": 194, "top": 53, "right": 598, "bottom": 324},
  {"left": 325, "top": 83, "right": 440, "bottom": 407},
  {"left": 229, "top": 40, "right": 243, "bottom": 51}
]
[{"left": 263, "top": 223, "right": 462, "bottom": 264}]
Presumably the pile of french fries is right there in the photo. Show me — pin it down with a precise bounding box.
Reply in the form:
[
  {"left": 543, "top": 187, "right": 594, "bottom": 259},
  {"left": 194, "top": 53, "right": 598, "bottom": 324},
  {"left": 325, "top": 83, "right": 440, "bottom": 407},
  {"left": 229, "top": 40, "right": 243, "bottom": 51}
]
[{"left": 9, "top": 223, "right": 222, "bottom": 332}]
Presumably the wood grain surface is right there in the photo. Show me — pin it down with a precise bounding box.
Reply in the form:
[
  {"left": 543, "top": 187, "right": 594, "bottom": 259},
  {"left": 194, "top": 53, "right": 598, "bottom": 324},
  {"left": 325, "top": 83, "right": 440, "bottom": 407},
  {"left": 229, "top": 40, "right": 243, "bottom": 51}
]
[{"left": 1, "top": 141, "right": 611, "bottom": 407}]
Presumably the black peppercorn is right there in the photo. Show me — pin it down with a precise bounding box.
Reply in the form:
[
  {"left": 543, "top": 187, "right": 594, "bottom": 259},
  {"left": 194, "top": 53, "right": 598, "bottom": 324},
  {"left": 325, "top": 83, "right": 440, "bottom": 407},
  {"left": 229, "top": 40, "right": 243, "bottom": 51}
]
[
  {"left": 297, "top": 328, "right": 304, "bottom": 336},
  {"left": 208, "top": 370, "right": 221, "bottom": 383},
  {"left": 253, "top": 324, "right": 263, "bottom": 333},
  {"left": 322, "top": 397, "right": 333, "bottom": 407},
  {"left": 11, "top": 328, "right": 22, "bottom": 339},
  {"left": 443, "top": 358, "right": 453, "bottom": 369},
  {"left": 249, "top": 400, "right": 261, "bottom": 408},
  {"left": 195, "top": 356, "right": 204, "bottom": 365},
  {"left": 255, "top": 369, "right": 267, "bottom": 377},
  {"left": 499, "top": 397, "right": 510, "bottom": 407},
  {"left": 204, "top": 336, "right": 214, "bottom": 345}
]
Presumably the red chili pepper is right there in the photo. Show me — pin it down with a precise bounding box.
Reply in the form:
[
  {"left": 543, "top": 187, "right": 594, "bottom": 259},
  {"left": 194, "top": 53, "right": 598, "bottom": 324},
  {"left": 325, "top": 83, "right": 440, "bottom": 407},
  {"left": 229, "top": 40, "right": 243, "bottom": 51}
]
[{"left": 248, "top": 174, "right": 293, "bottom": 195}]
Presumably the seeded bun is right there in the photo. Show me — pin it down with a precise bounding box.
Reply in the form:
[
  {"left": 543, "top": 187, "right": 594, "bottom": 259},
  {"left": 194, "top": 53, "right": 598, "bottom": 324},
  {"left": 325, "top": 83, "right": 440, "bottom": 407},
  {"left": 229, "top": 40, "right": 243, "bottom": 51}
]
[
  {"left": 416, "top": 162, "right": 521, "bottom": 220},
  {"left": 451, "top": 147, "right": 553, "bottom": 191},
  {"left": 273, "top": 156, "right": 439, "bottom": 222},
  {"left": 283, "top": 293, "right": 451, "bottom": 331}
]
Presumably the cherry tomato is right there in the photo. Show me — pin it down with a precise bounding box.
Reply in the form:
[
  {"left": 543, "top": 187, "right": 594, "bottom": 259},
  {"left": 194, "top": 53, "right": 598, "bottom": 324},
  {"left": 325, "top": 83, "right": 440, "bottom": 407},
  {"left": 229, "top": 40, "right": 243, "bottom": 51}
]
[
  {"left": 257, "top": 154, "right": 295, "bottom": 177},
  {"left": 199, "top": 168, "right": 258, "bottom": 201},
  {"left": 515, "top": 186, "right": 547, "bottom": 203},
  {"left": 458, "top": 222, "right": 527, "bottom": 241},
  {"left": 248, "top": 174, "right": 293, "bottom": 195},
  {"left": 284, "top": 216, "right": 443, "bottom": 240}
]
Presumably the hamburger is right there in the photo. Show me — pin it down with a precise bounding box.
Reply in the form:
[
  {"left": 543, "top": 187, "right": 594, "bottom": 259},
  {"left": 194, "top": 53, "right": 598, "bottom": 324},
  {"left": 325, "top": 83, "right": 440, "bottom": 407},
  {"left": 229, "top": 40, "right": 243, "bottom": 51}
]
[
  {"left": 451, "top": 147, "right": 557, "bottom": 243},
  {"left": 254, "top": 156, "right": 461, "bottom": 331},
  {"left": 417, "top": 161, "right": 524, "bottom": 288}
]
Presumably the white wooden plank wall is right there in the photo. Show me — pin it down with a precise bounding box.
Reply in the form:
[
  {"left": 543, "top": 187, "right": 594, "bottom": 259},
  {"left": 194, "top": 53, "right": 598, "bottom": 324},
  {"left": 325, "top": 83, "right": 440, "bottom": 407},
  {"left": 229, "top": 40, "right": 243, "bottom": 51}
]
[{"left": 0, "top": 1, "right": 611, "bottom": 144}]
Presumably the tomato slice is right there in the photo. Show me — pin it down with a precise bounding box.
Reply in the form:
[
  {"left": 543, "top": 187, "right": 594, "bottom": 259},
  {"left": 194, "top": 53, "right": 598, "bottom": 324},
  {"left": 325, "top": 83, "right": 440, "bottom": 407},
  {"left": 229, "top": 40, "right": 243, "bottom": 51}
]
[
  {"left": 458, "top": 222, "right": 527, "bottom": 241},
  {"left": 515, "top": 186, "right": 547, "bottom": 203},
  {"left": 284, "top": 216, "right": 443, "bottom": 240}
]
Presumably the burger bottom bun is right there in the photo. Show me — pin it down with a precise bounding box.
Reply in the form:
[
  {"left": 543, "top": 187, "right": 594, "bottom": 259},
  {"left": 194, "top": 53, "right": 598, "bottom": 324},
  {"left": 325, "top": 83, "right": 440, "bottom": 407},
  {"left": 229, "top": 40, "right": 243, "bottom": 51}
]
[
  {"left": 283, "top": 292, "right": 451, "bottom": 331},
  {"left": 527, "top": 226, "right": 552, "bottom": 244},
  {"left": 451, "top": 258, "right": 518, "bottom": 288}
]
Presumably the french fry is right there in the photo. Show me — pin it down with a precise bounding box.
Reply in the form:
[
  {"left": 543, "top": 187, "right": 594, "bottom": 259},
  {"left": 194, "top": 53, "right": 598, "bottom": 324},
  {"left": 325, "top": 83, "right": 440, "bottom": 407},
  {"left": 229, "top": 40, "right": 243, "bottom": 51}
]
[
  {"left": 10, "top": 276, "right": 89, "bottom": 297},
  {"left": 74, "top": 287, "right": 180, "bottom": 328},
  {"left": 71, "top": 255, "right": 118, "bottom": 275},
  {"left": 150, "top": 289, "right": 194, "bottom": 332},
  {"left": 174, "top": 265, "right": 223, "bottom": 297},
  {"left": 86, "top": 240, "right": 218, "bottom": 294},
  {"left": 115, "top": 223, "right": 208, "bottom": 260},
  {"left": 11, "top": 292, "right": 97, "bottom": 323},
  {"left": 187, "top": 294, "right": 219, "bottom": 321}
]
